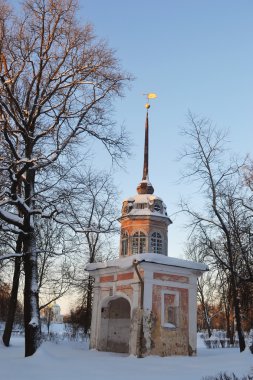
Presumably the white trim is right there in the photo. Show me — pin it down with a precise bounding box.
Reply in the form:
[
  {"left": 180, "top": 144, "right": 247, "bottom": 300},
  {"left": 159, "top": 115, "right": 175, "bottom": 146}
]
[
  {"left": 188, "top": 280, "right": 198, "bottom": 352},
  {"left": 143, "top": 272, "right": 153, "bottom": 310}
]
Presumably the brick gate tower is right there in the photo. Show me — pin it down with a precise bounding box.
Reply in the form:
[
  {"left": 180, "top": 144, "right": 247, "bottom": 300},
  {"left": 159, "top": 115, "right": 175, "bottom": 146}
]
[{"left": 86, "top": 97, "right": 207, "bottom": 357}]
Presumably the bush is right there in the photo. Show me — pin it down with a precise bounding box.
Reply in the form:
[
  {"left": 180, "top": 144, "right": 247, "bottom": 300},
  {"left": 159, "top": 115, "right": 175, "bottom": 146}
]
[
  {"left": 203, "top": 373, "right": 253, "bottom": 380},
  {"left": 248, "top": 330, "right": 253, "bottom": 354},
  {"left": 0, "top": 282, "right": 23, "bottom": 324}
]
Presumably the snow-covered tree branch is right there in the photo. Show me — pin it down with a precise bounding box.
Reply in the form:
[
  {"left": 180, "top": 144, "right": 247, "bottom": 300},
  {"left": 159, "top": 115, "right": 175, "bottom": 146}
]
[{"left": 0, "top": 0, "right": 131, "bottom": 357}]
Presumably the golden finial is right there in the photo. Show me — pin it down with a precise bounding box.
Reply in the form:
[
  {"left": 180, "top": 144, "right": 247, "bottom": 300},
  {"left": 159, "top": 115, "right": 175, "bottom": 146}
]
[{"left": 143, "top": 92, "right": 157, "bottom": 109}]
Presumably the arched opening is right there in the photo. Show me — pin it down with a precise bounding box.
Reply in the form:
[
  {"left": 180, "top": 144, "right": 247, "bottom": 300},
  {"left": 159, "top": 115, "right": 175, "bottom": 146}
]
[{"left": 99, "top": 297, "right": 131, "bottom": 353}]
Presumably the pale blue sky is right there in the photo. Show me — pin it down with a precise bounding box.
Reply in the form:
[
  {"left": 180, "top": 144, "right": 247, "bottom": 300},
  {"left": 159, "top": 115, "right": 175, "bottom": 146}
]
[
  {"left": 7, "top": 0, "right": 253, "bottom": 314},
  {"left": 79, "top": 0, "right": 253, "bottom": 257},
  {"left": 9, "top": 0, "right": 253, "bottom": 260}
]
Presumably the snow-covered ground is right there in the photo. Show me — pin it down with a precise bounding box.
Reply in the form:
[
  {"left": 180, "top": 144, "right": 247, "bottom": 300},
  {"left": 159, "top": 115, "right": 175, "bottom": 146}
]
[{"left": 0, "top": 334, "right": 252, "bottom": 380}]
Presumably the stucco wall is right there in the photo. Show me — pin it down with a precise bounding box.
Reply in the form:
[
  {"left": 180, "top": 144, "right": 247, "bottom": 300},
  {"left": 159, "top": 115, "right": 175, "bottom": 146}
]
[
  {"left": 89, "top": 261, "right": 201, "bottom": 357},
  {"left": 149, "top": 284, "right": 189, "bottom": 356}
]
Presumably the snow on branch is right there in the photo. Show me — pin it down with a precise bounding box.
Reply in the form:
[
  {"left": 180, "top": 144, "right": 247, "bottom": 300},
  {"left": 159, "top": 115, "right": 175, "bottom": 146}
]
[
  {"left": 0, "top": 208, "right": 24, "bottom": 229},
  {"left": 0, "top": 252, "right": 23, "bottom": 261},
  {"left": 53, "top": 217, "right": 116, "bottom": 234},
  {"left": 0, "top": 225, "right": 24, "bottom": 235}
]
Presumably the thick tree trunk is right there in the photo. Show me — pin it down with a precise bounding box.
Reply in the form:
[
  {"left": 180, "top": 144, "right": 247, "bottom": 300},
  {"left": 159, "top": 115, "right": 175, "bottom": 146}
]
[
  {"left": 23, "top": 232, "right": 41, "bottom": 357},
  {"left": 2, "top": 235, "right": 22, "bottom": 346}
]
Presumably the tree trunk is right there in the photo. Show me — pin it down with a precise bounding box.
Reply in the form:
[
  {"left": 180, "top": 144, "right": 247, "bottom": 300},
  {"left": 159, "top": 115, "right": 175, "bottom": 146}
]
[
  {"left": 23, "top": 232, "right": 41, "bottom": 357},
  {"left": 223, "top": 288, "right": 234, "bottom": 344},
  {"left": 85, "top": 275, "right": 93, "bottom": 334},
  {"left": 225, "top": 228, "right": 245, "bottom": 351},
  {"left": 228, "top": 270, "right": 245, "bottom": 350},
  {"left": 234, "top": 294, "right": 245, "bottom": 352},
  {"left": 2, "top": 235, "right": 22, "bottom": 346},
  {"left": 47, "top": 308, "right": 52, "bottom": 335},
  {"left": 202, "top": 306, "right": 212, "bottom": 337},
  {"left": 198, "top": 280, "right": 212, "bottom": 337},
  {"left": 225, "top": 307, "right": 232, "bottom": 343},
  {"left": 205, "top": 318, "right": 212, "bottom": 338}
]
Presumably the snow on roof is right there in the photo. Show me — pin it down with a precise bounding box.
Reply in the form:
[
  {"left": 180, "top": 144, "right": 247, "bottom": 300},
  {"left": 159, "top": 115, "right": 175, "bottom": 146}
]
[
  {"left": 86, "top": 253, "right": 208, "bottom": 272},
  {"left": 127, "top": 208, "right": 169, "bottom": 218},
  {"left": 123, "top": 193, "right": 163, "bottom": 203},
  {"left": 121, "top": 193, "right": 170, "bottom": 219}
]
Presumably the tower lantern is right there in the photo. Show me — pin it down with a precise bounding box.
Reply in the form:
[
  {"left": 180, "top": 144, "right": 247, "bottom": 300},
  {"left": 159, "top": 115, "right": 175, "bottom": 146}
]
[{"left": 119, "top": 94, "right": 172, "bottom": 257}]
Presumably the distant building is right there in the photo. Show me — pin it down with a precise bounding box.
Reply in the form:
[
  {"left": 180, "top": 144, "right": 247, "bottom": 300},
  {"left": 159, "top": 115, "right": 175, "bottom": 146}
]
[
  {"left": 41, "top": 302, "right": 63, "bottom": 324},
  {"left": 86, "top": 102, "right": 208, "bottom": 356},
  {"left": 51, "top": 303, "right": 63, "bottom": 323}
]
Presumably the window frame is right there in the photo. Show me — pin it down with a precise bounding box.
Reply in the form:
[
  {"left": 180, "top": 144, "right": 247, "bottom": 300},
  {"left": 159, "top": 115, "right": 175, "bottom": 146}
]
[
  {"left": 161, "top": 290, "right": 179, "bottom": 329},
  {"left": 132, "top": 231, "right": 147, "bottom": 254},
  {"left": 151, "top": 231, "right": 163, "bottom": 254},
  {"left": 121, "top": 231, "right": 129, "bottom": 256}
]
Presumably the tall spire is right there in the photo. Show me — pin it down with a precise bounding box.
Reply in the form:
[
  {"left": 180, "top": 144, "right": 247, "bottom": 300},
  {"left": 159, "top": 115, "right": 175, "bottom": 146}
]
[
  {"left": 137, "top": 94, "right": 157, "bottom": 195},
  {"left": 142, "top": 109, "right": 149, "bottom": 181}
]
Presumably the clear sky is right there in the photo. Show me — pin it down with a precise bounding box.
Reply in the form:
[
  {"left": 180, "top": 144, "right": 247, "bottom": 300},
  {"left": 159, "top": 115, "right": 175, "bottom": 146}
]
[
  {"left": 9, "top": 0, "right": 253, "bottom": 256},
  {"left": 9, "top": 0, "right": 253, "bottom": 313},
  {"left": 79, "top": 0, "right": 253, "bottom": 257}
]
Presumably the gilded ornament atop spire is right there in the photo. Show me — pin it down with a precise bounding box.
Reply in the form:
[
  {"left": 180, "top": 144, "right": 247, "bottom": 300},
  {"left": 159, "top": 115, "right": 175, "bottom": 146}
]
[{"left": 137, "top": 93, "right": 157, "bottom": 195}]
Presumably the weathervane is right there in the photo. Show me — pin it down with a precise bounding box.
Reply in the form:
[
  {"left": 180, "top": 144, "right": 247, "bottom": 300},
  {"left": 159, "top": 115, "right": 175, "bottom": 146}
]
[
  {"left": 143, "top": 92, "right": 157, "bottom": 109},
  {"left": 136, "top": 92, "right": 158, "bottom": 195}
]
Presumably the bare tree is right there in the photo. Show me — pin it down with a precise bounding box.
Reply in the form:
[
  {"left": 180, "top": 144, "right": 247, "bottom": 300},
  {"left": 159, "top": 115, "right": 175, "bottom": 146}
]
[
  {"left": 241, "top": 158, "right": 253, "bottom": 212},
  {"left": 2, "top": 218, "right": 75, "bottom": 346},
  {"left": 42, "top": 305, "right": 53, "bottom": 335},
  {"left": 36, "top": 218, "right": 75, "bottom": 310},
  {"left": 0, "top": 280, "right": 23, "bottom": 323},
  {"left": 0, "top": 0, "right": 131, "bottom": 356},
  {"left": 62, "top": 168, "right": 119, "bottom": 332},
  {"left": 180, "top": 112, "right": 246, "bottom": 351},
  {"left": 186, "top": 239, "right": 221, "bottom": 337}
]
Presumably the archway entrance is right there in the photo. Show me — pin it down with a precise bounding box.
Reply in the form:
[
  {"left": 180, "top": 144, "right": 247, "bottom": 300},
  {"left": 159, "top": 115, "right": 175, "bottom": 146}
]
[{"left": 99, "top": 297, "right": 131, "bottom": 353}]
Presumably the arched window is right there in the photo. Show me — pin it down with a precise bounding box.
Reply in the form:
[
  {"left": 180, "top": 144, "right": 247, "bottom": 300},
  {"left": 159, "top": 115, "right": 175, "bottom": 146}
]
[
  {"left": 151, "top": 232, "right": 163, "bottom": 254},
  {"left": 132, "top": 231, "right": 146, "bottom": 254},
  {"left": 121, "top": 231, "right": 128, "bottom": 256}
]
